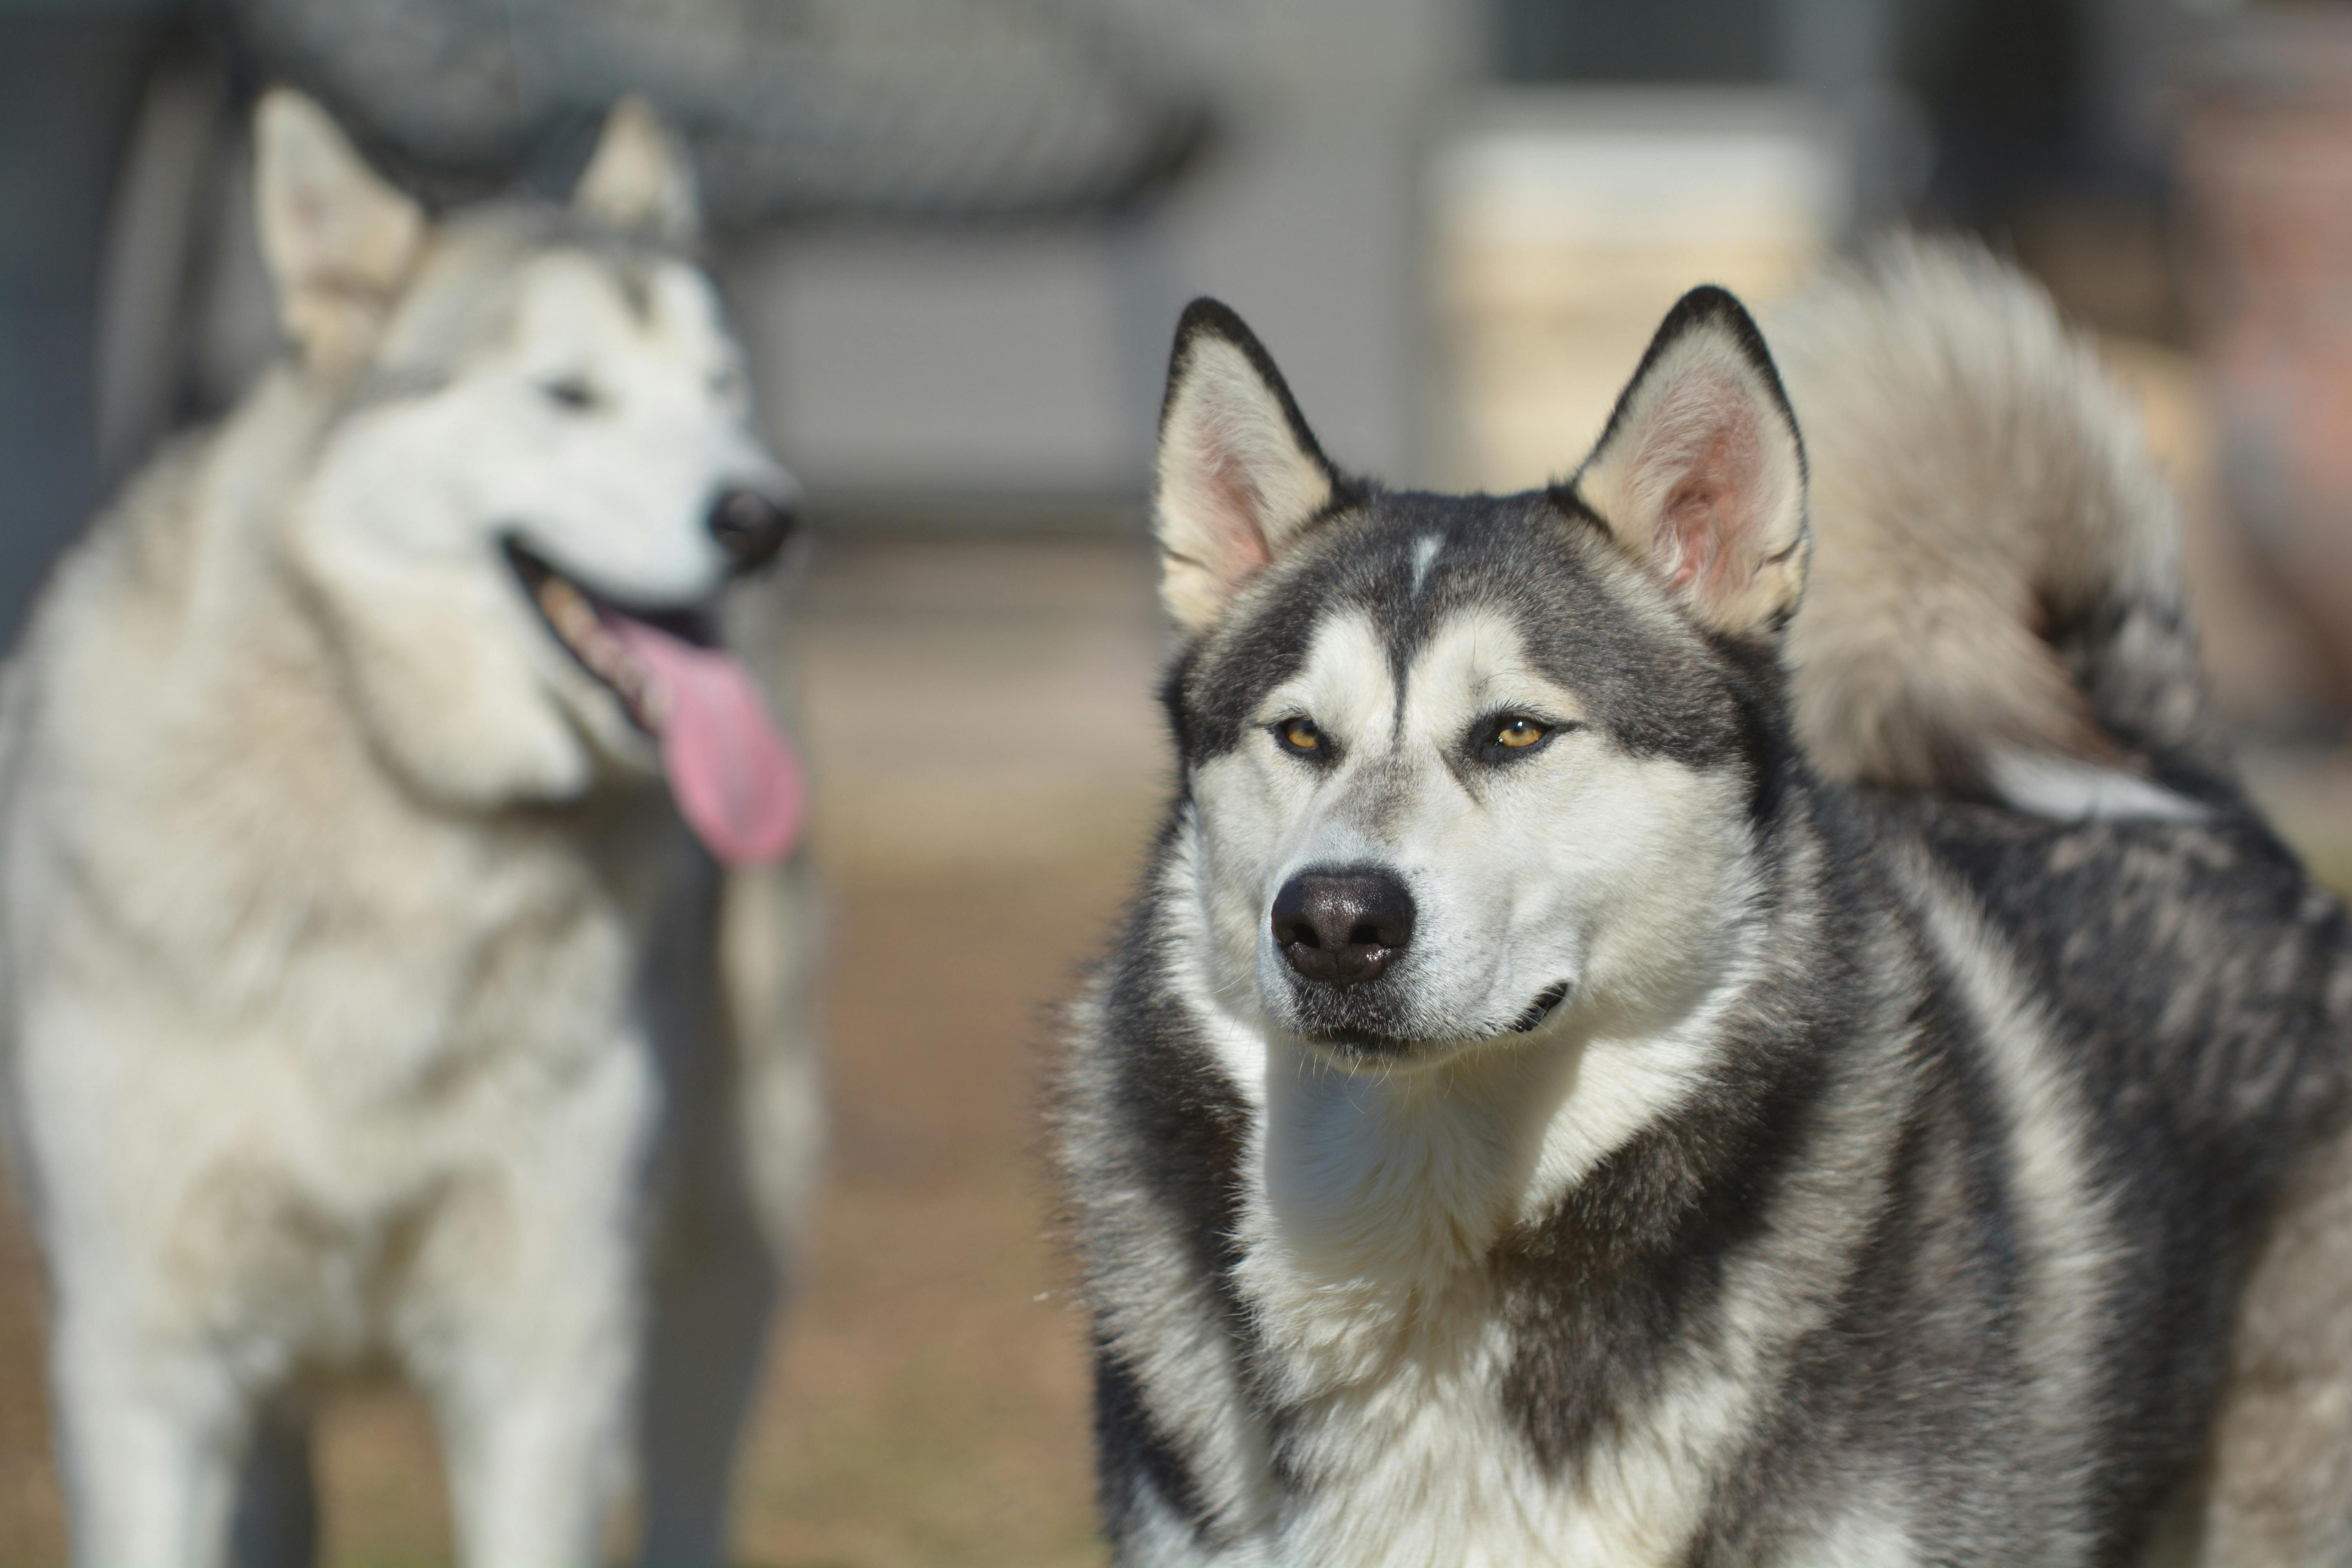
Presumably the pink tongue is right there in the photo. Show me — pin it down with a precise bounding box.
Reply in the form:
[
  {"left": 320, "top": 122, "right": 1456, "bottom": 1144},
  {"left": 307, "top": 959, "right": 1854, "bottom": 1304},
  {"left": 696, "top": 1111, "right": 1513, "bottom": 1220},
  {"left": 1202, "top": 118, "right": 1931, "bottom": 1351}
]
[{"left": 605, "top": 618, "right": 804, "bottom": 866}]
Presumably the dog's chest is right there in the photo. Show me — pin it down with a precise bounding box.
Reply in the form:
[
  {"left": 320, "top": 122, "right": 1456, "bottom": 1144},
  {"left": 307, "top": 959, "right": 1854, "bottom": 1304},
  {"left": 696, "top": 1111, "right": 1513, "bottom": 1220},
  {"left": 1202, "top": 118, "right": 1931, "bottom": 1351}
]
[
  {"left": 1227, "top": 1247, "right": 1717, "bottom": 1568},
  {"left": 1221, "top": 1110, "right": 1719, "bottom": 1567},
  {"left": 25, "top": 729, "right": 688, "bottom": 1111},
  {"left": 286, "top": 834, "right": 666, "bottom": 1104}
]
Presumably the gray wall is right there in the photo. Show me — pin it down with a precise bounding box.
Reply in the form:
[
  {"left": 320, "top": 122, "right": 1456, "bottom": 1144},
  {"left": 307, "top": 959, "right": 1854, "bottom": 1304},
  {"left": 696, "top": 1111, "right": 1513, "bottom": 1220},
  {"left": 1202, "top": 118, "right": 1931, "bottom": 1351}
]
[{"left": 736, "top": 0, "right": 1473, "bottom": 518}]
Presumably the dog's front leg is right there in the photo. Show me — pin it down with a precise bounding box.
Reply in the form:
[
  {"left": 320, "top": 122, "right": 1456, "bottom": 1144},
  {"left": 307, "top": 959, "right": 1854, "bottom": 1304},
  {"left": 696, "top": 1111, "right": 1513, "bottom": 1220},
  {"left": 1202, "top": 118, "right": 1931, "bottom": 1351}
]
[
  {"left": 414, "top": 1220, "right": 639, "bottom": 1568},
  {"left": 437, "top": 1358, "right": 630, "bottom": 1568},
  {"left": 403, "top": 1049, "right": 654, "bottom": 1568},
  {"left": 49, "top": 1317, "right": 249, "bottom": 1568}
]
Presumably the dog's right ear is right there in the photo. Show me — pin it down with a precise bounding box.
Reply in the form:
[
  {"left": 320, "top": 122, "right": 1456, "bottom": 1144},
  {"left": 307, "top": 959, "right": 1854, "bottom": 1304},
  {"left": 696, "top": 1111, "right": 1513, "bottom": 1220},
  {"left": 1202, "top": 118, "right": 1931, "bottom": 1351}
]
[
  {"left": 255, "top": 90, "right": 424, "bottom": 377},
  {"left": 1155, "top": 299, "right": 1343, "bottom": 637}
]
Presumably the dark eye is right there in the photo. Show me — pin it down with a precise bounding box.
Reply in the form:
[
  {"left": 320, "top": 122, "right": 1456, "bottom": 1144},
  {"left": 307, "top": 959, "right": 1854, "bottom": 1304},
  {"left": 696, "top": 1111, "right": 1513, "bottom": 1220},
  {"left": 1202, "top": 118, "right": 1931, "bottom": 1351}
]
[
  {"left": 1275, "top": 717, "right": 1326, "bottom": 757},
  {"left": 540, "top": 375, "right": 604, "bottom": 412},
  {"left": 1477, "top": 715, "right": 1560, "bottom": 763}
]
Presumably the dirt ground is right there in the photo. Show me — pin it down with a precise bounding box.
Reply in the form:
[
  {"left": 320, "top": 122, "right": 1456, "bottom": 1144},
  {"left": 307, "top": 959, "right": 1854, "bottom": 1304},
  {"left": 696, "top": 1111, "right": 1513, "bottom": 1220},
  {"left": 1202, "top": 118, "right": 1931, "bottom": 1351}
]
[{"left": 0, "top": 535, "right": 1170, "bottom": 1568}]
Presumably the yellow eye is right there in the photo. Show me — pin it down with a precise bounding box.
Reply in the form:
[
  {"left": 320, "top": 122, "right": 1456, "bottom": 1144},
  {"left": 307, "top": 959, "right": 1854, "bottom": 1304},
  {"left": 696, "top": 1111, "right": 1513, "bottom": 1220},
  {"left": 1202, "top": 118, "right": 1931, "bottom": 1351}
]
[
  {"left": 1495, "top": 718, "right": 1547, "bottom": 749},
  {"left": 1281, "top": 718, "right": 1322, "bottom": 751}
]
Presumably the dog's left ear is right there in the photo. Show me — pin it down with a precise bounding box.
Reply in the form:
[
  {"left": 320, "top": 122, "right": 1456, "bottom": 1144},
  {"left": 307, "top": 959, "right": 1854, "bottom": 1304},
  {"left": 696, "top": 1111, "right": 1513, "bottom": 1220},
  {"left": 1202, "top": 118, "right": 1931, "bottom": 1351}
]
[
  {"left": 1155, "top": 299, "right": 1345, "bottom": 636},
  {"left": 1573, "top": 287, "right": 1808, "bottom": 640},
  {"left": 575, "top": 97, "right": 700, "bottom": 246}
]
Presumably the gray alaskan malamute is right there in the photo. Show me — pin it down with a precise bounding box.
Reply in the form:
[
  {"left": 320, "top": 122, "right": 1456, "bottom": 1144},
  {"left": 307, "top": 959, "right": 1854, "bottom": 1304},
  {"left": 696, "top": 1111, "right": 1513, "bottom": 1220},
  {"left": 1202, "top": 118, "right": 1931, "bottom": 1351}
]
[
  {"left": 0, "top": 93, "right": 817, "bottom": 1567},
  {"left": 1055, "top": 241, "right": 2352, "bottom": 1566}
]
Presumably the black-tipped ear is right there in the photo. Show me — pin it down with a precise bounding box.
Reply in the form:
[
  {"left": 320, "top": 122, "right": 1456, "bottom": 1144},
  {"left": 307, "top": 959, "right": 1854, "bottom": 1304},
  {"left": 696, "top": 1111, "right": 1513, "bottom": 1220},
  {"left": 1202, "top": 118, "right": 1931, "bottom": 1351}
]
[
  {"left": 1154, "top": 299, "right": 1343, "bottom": 636},
  {"left": 1573, "top": 287, "right": 1808, "bottom": 639}
]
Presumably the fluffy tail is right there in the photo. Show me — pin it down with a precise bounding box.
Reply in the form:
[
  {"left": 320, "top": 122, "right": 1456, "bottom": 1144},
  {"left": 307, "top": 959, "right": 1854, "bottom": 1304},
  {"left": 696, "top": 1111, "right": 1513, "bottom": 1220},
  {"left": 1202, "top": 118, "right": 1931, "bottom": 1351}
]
[{"left": 1770, "top": 236, "right": 2219, "bottom": 813}]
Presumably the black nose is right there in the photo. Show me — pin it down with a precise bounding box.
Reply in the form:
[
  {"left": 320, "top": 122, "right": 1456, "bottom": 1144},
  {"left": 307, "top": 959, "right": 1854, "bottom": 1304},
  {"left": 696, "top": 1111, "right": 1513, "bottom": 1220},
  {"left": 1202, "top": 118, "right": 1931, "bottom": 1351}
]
[
  {"left": 708, "top": 488, "right": 795, "bottom": 573},
  {"left": 1271, "top": 867, "right": 1416, "bottom": 988}
]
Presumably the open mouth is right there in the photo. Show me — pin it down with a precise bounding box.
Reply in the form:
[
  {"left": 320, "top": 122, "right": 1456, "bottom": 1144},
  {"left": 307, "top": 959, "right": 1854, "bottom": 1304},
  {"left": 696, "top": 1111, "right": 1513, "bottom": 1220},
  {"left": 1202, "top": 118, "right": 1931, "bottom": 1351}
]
[
  {"left": 498, "top": 535, "right": 806, "bottom": 867},
  {"left": 503, "top": 539, "right": 716, "bottom": 731}
]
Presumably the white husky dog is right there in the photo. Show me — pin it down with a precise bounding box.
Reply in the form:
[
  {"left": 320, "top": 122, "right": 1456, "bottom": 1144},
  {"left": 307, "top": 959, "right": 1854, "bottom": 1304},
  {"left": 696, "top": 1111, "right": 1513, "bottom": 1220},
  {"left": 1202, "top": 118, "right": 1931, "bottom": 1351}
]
[{"left": 0, "top": 92, "right": 819, "bottom": 1568}]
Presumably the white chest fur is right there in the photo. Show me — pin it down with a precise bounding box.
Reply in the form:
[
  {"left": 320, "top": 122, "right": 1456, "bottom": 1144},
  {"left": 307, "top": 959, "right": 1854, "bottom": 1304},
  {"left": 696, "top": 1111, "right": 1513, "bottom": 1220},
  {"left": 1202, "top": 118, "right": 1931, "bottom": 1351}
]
[{"left": 1200, "top": 1031, "right": 1774, "bottom": 1568}]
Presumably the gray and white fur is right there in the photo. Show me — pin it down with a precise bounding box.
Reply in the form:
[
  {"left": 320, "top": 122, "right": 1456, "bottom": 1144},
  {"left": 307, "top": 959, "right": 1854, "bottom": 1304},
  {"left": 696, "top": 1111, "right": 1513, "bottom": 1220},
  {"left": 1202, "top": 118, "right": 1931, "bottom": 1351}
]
[{"left": 1053, "top": 241, "right": 2352, "bottom": 1566}]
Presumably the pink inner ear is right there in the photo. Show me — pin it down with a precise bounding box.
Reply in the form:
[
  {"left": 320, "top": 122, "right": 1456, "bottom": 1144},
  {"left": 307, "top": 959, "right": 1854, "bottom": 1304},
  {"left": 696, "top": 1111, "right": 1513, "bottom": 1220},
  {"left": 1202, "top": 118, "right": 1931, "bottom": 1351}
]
[
  {"left": 1652, "top": 380, "right": 1765, "bottom": 605},
  {"left": 1200, "top": 439, "right": 1273, "bottom": 590}
]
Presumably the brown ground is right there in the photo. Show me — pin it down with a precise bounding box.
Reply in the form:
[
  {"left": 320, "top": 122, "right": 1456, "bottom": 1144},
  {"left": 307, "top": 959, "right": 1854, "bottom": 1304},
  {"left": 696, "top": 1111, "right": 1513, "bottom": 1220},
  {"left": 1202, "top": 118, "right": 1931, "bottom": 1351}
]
[{"left": 0, "top": 535, "right": 1169, "bottom": 1568}]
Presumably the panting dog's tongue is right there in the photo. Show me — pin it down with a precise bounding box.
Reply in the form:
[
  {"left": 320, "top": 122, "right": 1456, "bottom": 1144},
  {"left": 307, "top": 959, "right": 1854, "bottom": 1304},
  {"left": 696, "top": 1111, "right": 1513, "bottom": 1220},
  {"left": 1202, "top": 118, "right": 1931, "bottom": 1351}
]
[{"left": 605, "top": 618, "right": 804, "bottom": 866}]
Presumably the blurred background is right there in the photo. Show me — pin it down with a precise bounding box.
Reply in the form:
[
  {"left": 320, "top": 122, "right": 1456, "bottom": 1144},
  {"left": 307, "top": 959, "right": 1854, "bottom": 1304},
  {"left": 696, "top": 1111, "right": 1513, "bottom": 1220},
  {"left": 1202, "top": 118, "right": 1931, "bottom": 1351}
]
[{"left": 6, "top": 0, "right": 2352, "bottom": 1562}]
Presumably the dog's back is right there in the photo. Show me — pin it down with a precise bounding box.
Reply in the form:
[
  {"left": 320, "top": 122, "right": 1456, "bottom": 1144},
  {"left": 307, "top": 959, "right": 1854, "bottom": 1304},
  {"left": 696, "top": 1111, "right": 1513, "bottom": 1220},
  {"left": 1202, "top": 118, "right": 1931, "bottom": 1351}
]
[{"left": 1781, "top": 238, "right": 2352, "bottom": 1564}]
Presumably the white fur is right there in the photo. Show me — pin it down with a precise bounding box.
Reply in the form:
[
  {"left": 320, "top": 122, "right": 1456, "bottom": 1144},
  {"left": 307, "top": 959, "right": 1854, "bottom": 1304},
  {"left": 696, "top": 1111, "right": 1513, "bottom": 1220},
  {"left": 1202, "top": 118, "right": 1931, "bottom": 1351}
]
[
  {"left": 0, "top": 96, "right": 816, "bottom": 1568},
  {"left": 296, "top": 247, "right": 789, "bottom": 806},
  {"left": 1189, "top": 609, "right": 1753, "bottom": 1055},
  {"left": 1801, "top": 1495, "right": 1917, "bottom": 1566},
  {"left": 1982, "top": 747, "right": 2210, "bottom": 824}
]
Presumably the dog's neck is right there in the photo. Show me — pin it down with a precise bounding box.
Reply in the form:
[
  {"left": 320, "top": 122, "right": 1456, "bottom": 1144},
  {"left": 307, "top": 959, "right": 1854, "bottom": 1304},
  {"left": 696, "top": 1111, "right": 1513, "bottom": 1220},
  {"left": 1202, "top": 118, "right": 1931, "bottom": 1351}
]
[{"left": 1246, "top": 966, "right": 1759, "bottom": 1281}]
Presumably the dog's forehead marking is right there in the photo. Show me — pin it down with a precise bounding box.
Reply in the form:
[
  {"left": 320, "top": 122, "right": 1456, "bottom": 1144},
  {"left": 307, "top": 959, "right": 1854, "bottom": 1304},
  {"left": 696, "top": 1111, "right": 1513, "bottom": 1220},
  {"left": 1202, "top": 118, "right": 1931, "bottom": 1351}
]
[
  {"left": 512, "top": 251, "right": 727, "bottom": 365},
  {"left": 1410, "top": 532, "right": 1444, "bottom": 598},
  {"left": 614, "top": 259, "right": 655, "bottom": 323}
]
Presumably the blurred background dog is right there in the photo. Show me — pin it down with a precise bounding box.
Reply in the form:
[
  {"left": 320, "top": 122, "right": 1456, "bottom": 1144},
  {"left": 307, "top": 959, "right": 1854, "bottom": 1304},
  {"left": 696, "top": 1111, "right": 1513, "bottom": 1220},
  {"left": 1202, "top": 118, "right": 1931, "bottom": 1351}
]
[{"left": 0, "top": 93, "right": 817, "bottom": 1567}]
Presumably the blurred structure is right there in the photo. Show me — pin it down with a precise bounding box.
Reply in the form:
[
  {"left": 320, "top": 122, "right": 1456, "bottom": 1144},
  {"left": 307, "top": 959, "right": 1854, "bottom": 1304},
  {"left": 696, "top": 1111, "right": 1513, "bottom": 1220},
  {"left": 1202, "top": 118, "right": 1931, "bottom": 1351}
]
[
  {"left": 5, "top": 0, "right": 1476, "bottom": 564},
  {"left": 740, "top": 0, "right": 1469, "bottom": 513},
  {"left": 231, "top": 0, "right": 1208, "bottom": 220},
  {"left": 0, "top": 7, "right": 189, "bottom": 646},
  {"left": 1449, "top": 0, "right": 2176, "bottom": 477},
  {"left": 65, "top": 0, "right": 1224, "bottom": 544},
  {"left": 1474, "top": 0, "right": 2352, "bottom": 754},
  {"left": 23, "top": 0, "right": 2350, "bottom": 574},
  {"left": 2179, "top": 9, "right": 2352, "bottom": 714},
  {"left": 1429, "top": 89, "right": 1843, "bottom": 489}
]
